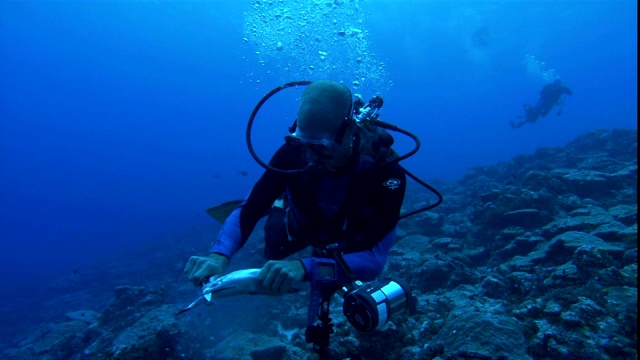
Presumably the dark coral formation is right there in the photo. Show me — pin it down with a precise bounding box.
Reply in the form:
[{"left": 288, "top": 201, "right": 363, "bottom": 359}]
[{"left": 1, "top": 129, "right": 636, "bottom": 359}]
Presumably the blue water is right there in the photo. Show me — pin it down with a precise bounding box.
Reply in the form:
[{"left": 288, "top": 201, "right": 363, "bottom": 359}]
[{"left": 0, "top": 0, "right": 636, "bottom": 306}]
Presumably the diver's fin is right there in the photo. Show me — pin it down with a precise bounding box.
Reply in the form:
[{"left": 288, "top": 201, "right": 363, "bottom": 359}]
[{"left": 205, "top": 200, "right": 243, "bottom": 223}]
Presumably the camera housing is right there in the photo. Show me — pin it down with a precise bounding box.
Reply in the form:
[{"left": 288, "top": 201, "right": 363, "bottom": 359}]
[{"left": 342, "top": 277, "right": 409, "bottom": 332}]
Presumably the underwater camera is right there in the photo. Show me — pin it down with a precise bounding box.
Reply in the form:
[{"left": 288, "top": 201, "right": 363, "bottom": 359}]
[
  {"left": 341, "top": 277, "right": 409, "bottom": 332},
  {"left": 305, "top": 275, "right": 410, "bottom": 351},
  {"left": 310, "top": 255, "right": 410, "bottom": 334}
]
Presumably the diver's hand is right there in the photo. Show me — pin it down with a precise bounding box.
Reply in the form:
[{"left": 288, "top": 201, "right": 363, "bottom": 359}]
[
  {"left": 259, "top": 260, "right": 305, "bottom": 295},
  {"left": 184, "top": 253, "right": 229, "bottom": 286}
]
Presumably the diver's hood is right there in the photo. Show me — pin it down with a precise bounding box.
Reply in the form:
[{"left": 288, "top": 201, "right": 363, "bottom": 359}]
[{"left": 295, "top": 80, "right": 352, "bottom": 141}]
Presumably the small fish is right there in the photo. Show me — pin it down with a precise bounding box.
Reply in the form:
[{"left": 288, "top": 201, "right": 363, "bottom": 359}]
[
  {"left": 177, "top": 268, "right": 299, "bottom": 315},
  {"left": 204, "top": 268, "right": 264, "bottom": 299},
  {"left": 238, "top": 170, "right": 248, "bottom": 176}
]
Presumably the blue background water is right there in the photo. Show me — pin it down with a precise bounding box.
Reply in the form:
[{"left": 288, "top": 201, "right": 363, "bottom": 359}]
[{"left": 0, "top": 1, "right": 636, "bottom": 301}]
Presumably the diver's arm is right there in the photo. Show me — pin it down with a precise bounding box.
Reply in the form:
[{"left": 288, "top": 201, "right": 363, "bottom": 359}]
[
  {"left": 301, "top": 228, "right": 395, "bottom": 285},
  {"left": 341, "top": 229, "right": 395, "bottom": 281},
  {"left": 211, "top": 206, "right": 244, "bottom": 259},
  {"left": 210, "top": 146, "right": 291, "bottom": 259}
]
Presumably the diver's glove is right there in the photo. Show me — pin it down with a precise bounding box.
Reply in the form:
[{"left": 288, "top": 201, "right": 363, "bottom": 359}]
[{"left": 184, "top": 253, "right": 230, "bottom": 286}]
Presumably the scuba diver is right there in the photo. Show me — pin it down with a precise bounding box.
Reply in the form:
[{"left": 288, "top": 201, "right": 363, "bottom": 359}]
[
  {"left": 184, "top": 80, "right": 442, "bottom": 358},
  {"left": 510, "top": 79, "right": 573, "bottom": 128}
]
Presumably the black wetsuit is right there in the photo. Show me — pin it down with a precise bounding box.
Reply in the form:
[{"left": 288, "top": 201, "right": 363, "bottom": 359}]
[
  {"left": 511, "top": 81, "right": 573, "bottom": 128},
  {"left": 211, "top": 143, "right": 406, "bottom": 285},
  {"left": 536, "top": 82, "right": 573, "bottom": 116}
]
